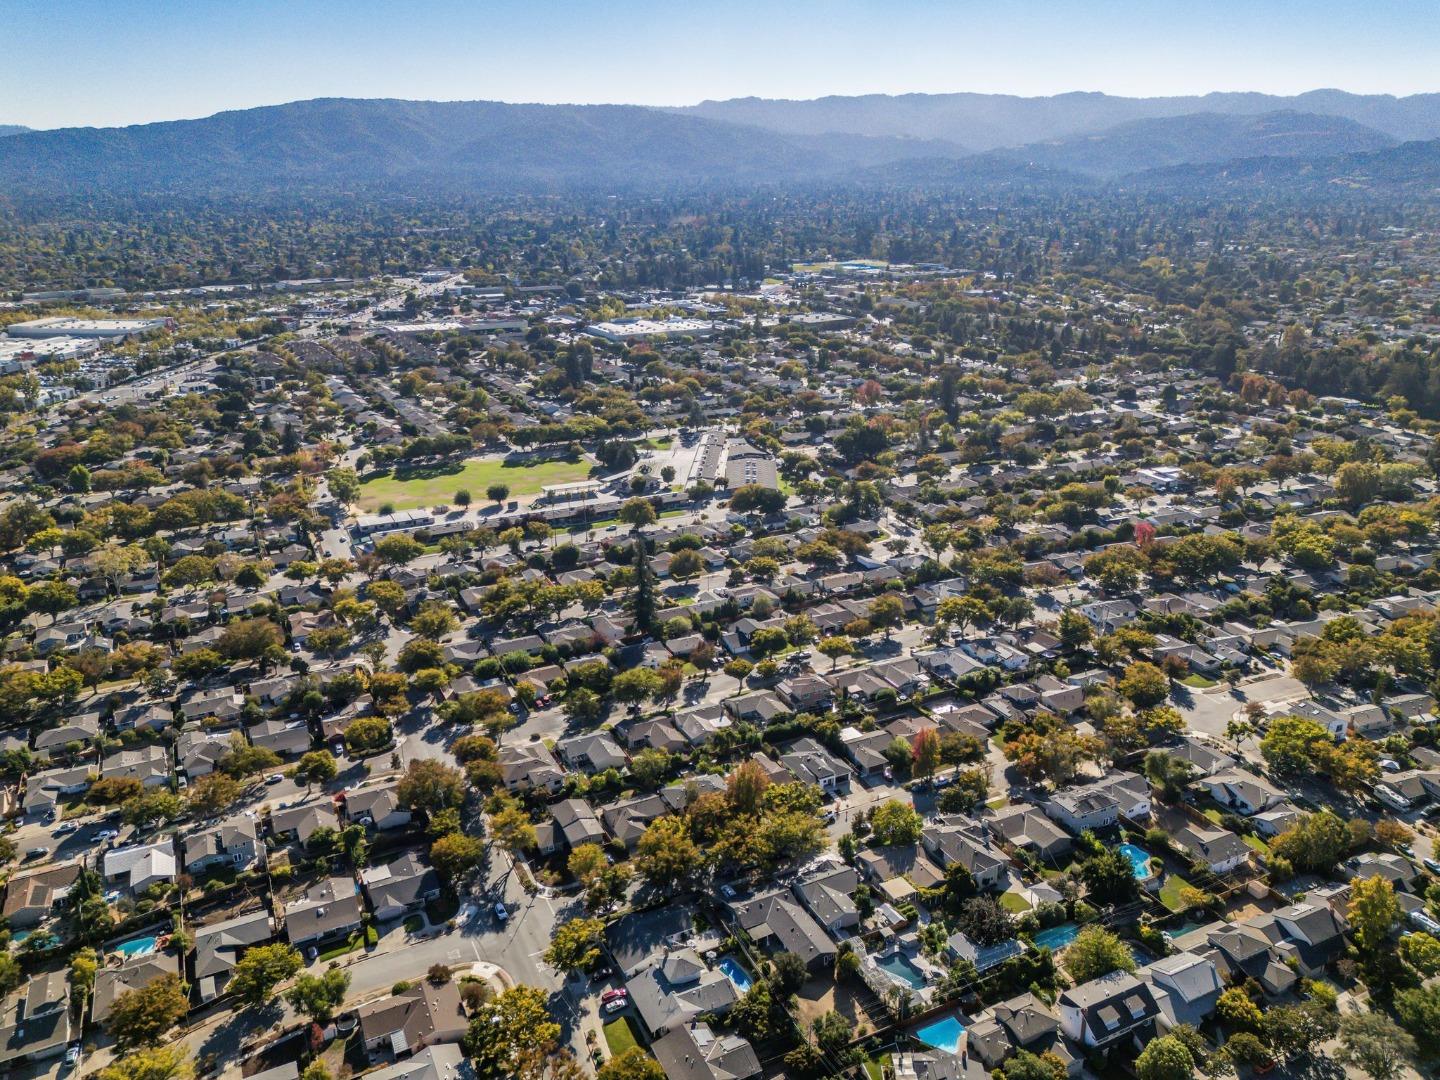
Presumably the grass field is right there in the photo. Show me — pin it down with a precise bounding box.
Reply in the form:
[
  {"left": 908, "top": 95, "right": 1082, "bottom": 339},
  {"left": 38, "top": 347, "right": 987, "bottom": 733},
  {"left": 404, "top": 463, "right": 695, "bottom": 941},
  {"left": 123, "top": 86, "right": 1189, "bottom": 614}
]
[
  {"left": 603, "top": 1017, "right": 639, "bottom": 1058},
  {"left": 357, "top": 456, "right": 592, "bottom": 512},
  {"left": 1159, "top": 874, "right": 1196, "bottom": 912}
]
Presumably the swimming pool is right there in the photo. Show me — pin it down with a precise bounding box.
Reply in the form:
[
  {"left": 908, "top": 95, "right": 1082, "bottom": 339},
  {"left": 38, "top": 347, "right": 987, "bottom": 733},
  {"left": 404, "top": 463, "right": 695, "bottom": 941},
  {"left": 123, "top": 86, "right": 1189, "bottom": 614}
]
[
  {"left": 1118, "top": 843, "right": 1156, "bottom": 881},
  {"left": 875, "top": 952, "right": 928, "bottom": 989},
  {"left": 113, "top": 935, "right": 159, "bottom": 958},
  {"left": 913, "top": 1014, "right": 966, "bottom": 1054},
  {"left": 1032, "top": 922, "right": 1081, "bottom": 951},
  {"left": 718, "top": 956, "right": 752, "bottom": 994}
]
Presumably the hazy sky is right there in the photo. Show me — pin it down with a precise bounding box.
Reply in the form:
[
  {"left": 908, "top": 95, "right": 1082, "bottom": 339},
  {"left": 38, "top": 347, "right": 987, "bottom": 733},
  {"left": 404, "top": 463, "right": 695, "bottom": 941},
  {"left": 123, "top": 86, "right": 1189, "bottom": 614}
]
[{"left": 8, "top": 0, "right": 1440, "bottom": 129}]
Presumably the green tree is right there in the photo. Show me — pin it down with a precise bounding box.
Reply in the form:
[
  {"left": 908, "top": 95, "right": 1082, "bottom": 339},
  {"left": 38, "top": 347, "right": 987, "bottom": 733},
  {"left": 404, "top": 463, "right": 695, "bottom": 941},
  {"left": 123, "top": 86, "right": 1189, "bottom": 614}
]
[
  {"left": 1135, "top": 1036, "right": 1194, "bottom": 1080},
  {"left": 105, "top": 972, "right": 191, "bottom": 1049},
  {"left": 295, "top": 750, "right": 339, "bottom": 790},
  {"left": 1118, "top": 661, "right": 1169, "bottom": 708},
  {"left": 870, "top": 799, "right": 923, "bottom": 845},
  {"left": 228, "top": 943, "right": 303, "bottom": 1007},
  {"left": 619, "top": 498, "right": 657, "bottom": 531},
  {"left": 635, "top": 814, "right": 702, "bottom": 889},
  {"left": 1348, "top": 874, "right": 1399, "bottom": 960},
  {"left": 374, "top": 534, "right": 424, "bottom": 565},
  {"left": 463, "top": 985, "right": 561, "bottom": 1080},
  {"left": 430, "top": 832, "right": 485, "bottom": 880},
  {"left": 868, "top": 593, "right": 905, "bottom": 638},
  {"left": 1337, "top": 1012, "right": 1416, "bottom": 1080},
  {"left": 486, "top": 483, "right": 510, "bottom": 506},
  {"left": 596, "top": 1047, "right": 665, "bottom": 1080},
  {"left": 284, "top": 965, "right": 351, "bottom": 1024},
  {"left": 1395, "top": 984, "right": 1440, "bottom": 1056},
  {"left": 1216, "top": 987, "right": 1263, "bottom": 1032},
  {"left": 95, "top": 1046, "right": 193, "bottom": 1080},
  {"left": 543, "top": 917, "right": 605, "bottom": 972},
  {"left": 397, "top": 758, "right": 466, "bottom": 812},
  {"left": 1260, "top": 715, "right": 1334, "bottom": 776},
  {"left": 1061, "top": 926, "right": 1135, "bottom": 983}
]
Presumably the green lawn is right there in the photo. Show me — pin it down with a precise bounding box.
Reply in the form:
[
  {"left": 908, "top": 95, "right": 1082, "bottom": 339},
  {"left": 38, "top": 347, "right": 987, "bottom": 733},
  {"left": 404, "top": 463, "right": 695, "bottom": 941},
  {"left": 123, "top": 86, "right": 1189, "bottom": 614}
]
[
  {"left": 863, "top": 1052, "right": 892, "bottom": 1080},
  {"left": 603, "top": 1017, "right": 640, "bottom": 1058},
  {"left": 1000, "top": 892, "right": 1032, "bottom": 914},
  {"left": 356, "top": 456, "right": 592, "bottom": 512},
  {"left": 1159, "top": 874, "right": 1196, "bottom": 913},
  {"left": 1181, "top": 674, "right": 1218, "bottom": 688}
]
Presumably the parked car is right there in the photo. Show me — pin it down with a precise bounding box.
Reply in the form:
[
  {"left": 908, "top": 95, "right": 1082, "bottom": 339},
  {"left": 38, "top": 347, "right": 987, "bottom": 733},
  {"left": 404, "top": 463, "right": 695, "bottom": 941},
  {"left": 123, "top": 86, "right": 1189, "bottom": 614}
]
[
  {"left": 266, "top": 773, "right": 285, "bottom": 785},
  {"left": 53, "top": 822, "right": 79, "bottom": 836},
  {"left": 494, "top": 902, "right": 509, "bottom": 923},
  {"left": 600, "top": 988, "right": 627, "bottom": 1004},
  {"left": 94, "top": 829, "right": 118, "bottom": 842},
  {"left": 64, "top": 1046, "right": 81, "bottom": 1067},
  {"left": 24, "top": 847, "right": 47, "bottom": 860},
  {"left": 604, "top": 997, "right": 628, "bottom": 1013}
]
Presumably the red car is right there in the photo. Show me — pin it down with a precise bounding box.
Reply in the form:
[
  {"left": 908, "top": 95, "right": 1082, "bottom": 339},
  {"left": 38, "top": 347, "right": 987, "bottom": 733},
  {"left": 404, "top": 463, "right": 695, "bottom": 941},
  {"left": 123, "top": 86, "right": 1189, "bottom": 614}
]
[{"left": 600, "top": 988, "right": 627, "bottom": 1004}]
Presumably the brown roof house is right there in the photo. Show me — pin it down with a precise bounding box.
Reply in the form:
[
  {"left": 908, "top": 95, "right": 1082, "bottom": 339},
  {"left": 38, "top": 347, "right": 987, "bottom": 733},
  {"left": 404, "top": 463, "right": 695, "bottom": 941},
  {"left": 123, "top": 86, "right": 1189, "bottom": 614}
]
[{"left": 358, "top": 980, "right": 466, "bottom": 1059}]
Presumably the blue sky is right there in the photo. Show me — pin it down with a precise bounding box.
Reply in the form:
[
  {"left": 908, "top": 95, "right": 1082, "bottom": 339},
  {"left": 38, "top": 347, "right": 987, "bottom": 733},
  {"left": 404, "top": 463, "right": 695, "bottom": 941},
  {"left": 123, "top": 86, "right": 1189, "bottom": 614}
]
[{"left": 8, "top": 0, "right": 1440, "bottom": 128}]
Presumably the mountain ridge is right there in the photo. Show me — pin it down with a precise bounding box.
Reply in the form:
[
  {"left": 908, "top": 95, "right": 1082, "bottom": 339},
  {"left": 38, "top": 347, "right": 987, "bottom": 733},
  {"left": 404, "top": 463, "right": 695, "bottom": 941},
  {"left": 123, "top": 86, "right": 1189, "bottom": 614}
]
[{"left": 680, "top": 89, "right": 1440, "bottom": 150}]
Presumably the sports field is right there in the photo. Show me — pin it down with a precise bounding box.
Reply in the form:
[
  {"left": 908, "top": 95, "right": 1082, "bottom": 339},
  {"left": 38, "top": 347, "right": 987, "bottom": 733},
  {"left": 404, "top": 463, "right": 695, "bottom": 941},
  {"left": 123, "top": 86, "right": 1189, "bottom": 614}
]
[{"left": 356, "top": 456, "right": 592, "bottom": 512}]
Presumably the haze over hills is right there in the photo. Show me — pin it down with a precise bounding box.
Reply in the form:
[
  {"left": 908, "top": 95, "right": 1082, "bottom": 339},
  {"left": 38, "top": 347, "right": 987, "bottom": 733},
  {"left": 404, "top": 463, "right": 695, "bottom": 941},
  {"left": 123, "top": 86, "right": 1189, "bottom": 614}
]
[
  {"left": 982, "top": 110, "right": 1397, "bottom": 178},
  {"left": 0, "top": 93, "right": 1436, "bottom": 201},
  {"left": 0, "top": 126, "right": 28, "bottom": 138},
  {"left": 680, "top": 89, "right": 1440, "bottom": 149},
  {"left": 0, "top": 97, "right": 965, "bottom": 196}
]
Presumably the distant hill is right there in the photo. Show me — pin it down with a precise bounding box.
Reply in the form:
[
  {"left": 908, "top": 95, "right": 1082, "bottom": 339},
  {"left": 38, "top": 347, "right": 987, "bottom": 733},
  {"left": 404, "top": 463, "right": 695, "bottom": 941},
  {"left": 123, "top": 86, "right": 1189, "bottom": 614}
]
[
  {"left": 1125, "top": 137, "right": 1440, "bottom": 197},
  {"left": 681, "top": 90, "right": 1440, "bottom": 151},
  {"left": 984, "top": 111, "right": 1396, "bottom": 178},
  {"left": 0, "top": 98, "right": 967, "bottom": 197},
  {"left": 0, "top": 126, "right": 28, "bottom": 138},
  {"left": 0, "top": 96, "right": 1436, "bottom": 203}
]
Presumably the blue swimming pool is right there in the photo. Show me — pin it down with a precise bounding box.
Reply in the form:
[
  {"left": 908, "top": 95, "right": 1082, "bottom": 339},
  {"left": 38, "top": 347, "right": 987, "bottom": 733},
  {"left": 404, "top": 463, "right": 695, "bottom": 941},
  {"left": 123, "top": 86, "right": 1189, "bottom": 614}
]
[
  {"left": 876, "top": 952, "right": 929, "bottom": 989},
  {"left": 718, "top": 956, "right": 752, "bottom": 994},
  {"left": 114, "top": 935, "right": 158, "bottom": 958},
  {"left": 913, "top": 1014, "right": 966, "bottom": 1054},
  {"left": 1118, "top": 843, "right": 1156, "bottom": 881},
  {"left": 1033, "top": 922, "right": 1081, "bottom": 951}
]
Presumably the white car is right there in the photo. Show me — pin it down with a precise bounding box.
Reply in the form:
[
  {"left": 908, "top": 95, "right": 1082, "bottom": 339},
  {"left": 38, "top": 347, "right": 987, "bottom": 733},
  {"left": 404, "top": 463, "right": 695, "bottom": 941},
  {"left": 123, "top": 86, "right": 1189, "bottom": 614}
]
[{"left": 494, "top": 902, "right": 510, "bottom": 923}]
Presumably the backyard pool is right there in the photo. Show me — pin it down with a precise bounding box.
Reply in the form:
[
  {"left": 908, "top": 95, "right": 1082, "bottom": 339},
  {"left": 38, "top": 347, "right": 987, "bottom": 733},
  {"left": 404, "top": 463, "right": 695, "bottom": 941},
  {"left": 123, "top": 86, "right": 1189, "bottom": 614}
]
[
  {"left": 1118, "top": 843, "right": 1156, "bottom": 881},
  {"left": 913, "top": 1014, "right": 966, "bottom": 1054},
  {"left": 113, "top": 935, "right": 159, "bottom": 958},
  {"left": 1032, "top": 922, "right": 1081, "bottom": 951},
  {"left": 875, "top": 952, "right": 928, "bottom": 989},
  {"left": 718, "top": 956, "right": 752, "bottom": 994}
]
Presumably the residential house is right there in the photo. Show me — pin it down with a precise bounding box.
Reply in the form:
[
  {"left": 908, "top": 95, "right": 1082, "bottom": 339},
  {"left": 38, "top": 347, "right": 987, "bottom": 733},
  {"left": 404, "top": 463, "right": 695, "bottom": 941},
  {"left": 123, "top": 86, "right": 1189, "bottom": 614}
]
[
  {"left": 184, "top": 816, "right": 262, "bottom": 874},
  {"left": 651, "top": 1021, "right": 761, "bottom": 1080},
  {"left": 627, "top": 949, "right": 740, "bottom": 1038},
  {"left": 362, "top": 854, "right": 442, "bottom": 922},
  {"left": 270, "top": 800, "right": 341, "bottom": 845},
  {"left": 792, "top": 864, "right": 860, "bottom": 936},
  {"left": 922, "top": 819, "right": 1009, "bottom": 891},
  {"left": 0, "top": 971, "right": 71, "bottom": 1068},
  {"left": 192, "top": 909, "right": 276, "bottom": 1002},
  {"left": 103, "top": 840, "right": 176, "bottom": 893},
  {"left": 497, "top": 743, "right": 565, "bottom": 794},
  {"left": 778, "top": 737, "right": 852, "bottom": 794},
  {"left": 1057, "top": 971, "right": 1159, "bottom": 1050},
  {"left": 1141, "top": 952, "right": 1222, "bottom": 1032},
  {"left": 1172, "top": 824, "right": 1251, "bottom": 875},
  {"left": 344, "top": 781, "right": 413, "bottom": 830},
  {"left": 357, "top": 980, "right": 467, "bottom": 1057},
  {"left": 93, "top": 955, "right": 177, "bottom": 1025},
  {"left": 729, "top": 890, "right": 836, "bottom": 971},
  {"left": 285, "top": 876, "right": 366, "bottom": 948},
  {"left": 2, "top": 863, "right": 82, "bottom": 929}
]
